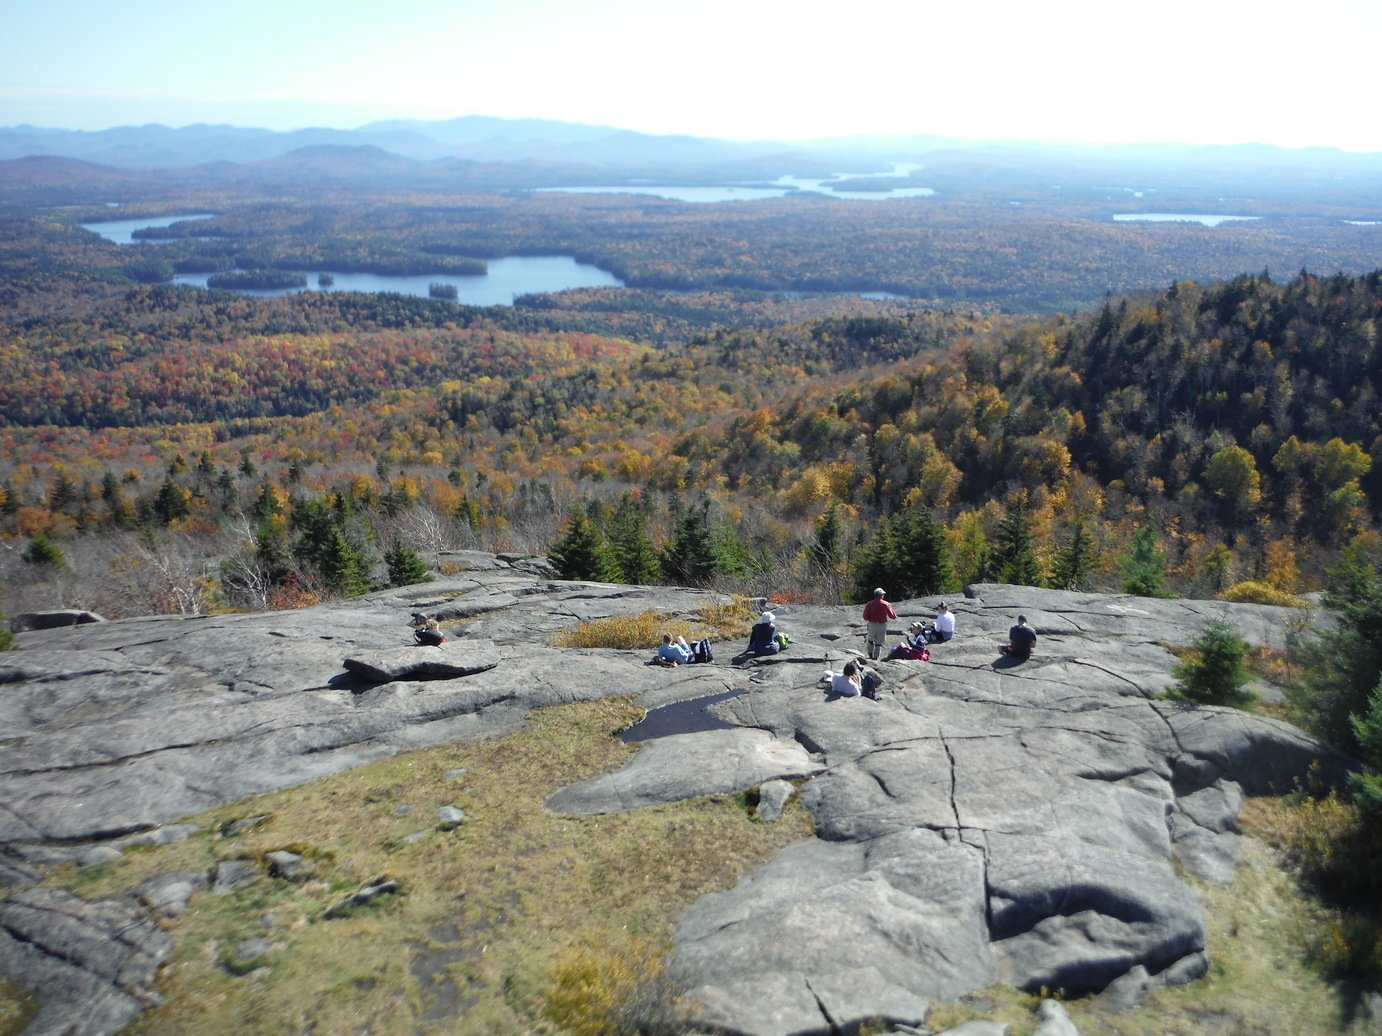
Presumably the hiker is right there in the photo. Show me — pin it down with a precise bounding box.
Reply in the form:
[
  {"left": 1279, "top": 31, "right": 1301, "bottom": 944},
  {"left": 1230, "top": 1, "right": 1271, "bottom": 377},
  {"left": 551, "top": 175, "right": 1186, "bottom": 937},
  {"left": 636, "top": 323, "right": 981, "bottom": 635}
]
[
  {"left": 823, "top": 659, "right": 882, "bottom": 699},
  {"left": 413, "top": 618, "right": 445, "bottom": 646},
  {"left": 930, "top": 602, "right": 955, "bottom": 643},
  {"left": 1003, "top": 615, "right": 1037, "bottom": 659},
  {"left": 862, "top": 588, "right": 897, "bottom": 660},
  {"left": 746, "top": 611, "right": 781, "bottom": 654},
  {"left": 659, "top": 632, "right": 713, "bottom": 665},
  {"left": 888, "top": 622, "right": 931, "bottom": 660},
  {"left": 659, "top": 632, "right": 694, "bottom": 664}
]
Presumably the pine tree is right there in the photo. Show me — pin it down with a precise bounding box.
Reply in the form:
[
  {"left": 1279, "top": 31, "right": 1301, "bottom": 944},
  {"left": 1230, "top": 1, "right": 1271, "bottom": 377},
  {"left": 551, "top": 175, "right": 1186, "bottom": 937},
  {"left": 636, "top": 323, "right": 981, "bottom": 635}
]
[
  {"left": 1120, "top": 521, "right": 1170, "bottom": 597},
  {"left": 608, "top": 493, "right": 659, "bottom": 585},
  {"left": 384, "top": 542, "right": 433, "bottom": 587},
  {"left": 661, "top": 500, "right": 720, "bottom": 586},
  {"left": 1051, "top": 518, "right": 1094, "bottom": 590},
  {"left": 23, "top": 532, "right": 67, "bottom": 570},
  {"left": 550, "top": 504, "right": 614, "bottom": 582},
  {"left": 319, "top": 529, "right": 372, "bottom": 597},
  {"left": 898, "top": 507, "right": 953, "bottom": 597},
  {"left": 1349, "top": 682, "right": 1382, "bottom": 819},
  {"left": 992, "top": 497, "right": 1043, "bottom": 587},
  {"left": 1168, "top": 619, "right": 1254, "bottom": 707}
]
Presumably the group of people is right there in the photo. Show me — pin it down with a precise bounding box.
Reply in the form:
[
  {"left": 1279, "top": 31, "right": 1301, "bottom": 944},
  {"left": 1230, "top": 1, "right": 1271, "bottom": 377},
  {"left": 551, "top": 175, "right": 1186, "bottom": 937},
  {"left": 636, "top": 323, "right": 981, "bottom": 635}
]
[{"left": 863, "top": 588, "right": 956, "bottom": 661}]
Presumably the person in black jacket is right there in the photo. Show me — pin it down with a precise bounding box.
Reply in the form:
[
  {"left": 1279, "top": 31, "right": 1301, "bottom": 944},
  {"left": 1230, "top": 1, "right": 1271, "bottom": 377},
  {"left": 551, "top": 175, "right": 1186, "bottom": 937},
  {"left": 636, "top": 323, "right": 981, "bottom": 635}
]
[
  {"left": 746, "top": 611, "right": 780, "bottom": 654},
  {"left": 1003, "top": 615, "right": 1036, "bottom": 658}
]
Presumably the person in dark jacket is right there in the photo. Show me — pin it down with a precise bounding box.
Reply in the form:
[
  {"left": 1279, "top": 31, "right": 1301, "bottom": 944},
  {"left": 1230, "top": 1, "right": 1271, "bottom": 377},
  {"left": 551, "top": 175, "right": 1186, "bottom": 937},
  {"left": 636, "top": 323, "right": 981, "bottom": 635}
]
[
  {"left": 746, "top": 611, "right": 780, "bottom": 654},
  {"left": 1003, "top": 615, "right": 1036, "bottom": 658}
]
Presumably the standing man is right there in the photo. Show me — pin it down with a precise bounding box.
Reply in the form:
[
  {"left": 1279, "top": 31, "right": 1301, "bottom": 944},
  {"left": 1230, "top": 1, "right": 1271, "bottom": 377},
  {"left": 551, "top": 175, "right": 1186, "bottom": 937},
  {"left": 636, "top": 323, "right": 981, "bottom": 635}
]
[{"left": 862, "top": 587, "right": 897, "bottom": 660}]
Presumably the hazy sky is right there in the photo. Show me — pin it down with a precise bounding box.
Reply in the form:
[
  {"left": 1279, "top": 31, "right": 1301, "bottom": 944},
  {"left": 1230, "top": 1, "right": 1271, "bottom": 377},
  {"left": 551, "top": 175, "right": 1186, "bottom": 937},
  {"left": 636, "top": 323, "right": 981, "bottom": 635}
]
[{"left": 3, "top": 0, "right": 1379, "bottom": 151}]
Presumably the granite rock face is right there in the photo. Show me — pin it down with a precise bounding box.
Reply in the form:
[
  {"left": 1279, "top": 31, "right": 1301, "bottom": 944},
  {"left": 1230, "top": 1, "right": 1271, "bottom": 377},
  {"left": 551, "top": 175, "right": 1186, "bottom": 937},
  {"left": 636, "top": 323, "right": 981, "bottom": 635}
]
[{"left": 0, "top": 561, "right": 1354, "bottom": 1035}]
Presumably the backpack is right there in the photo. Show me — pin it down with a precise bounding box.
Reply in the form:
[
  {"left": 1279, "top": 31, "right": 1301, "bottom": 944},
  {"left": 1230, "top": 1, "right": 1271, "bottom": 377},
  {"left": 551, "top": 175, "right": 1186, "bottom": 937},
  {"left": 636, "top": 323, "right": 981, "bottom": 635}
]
[{"left": 692, "top": 638, "right": 714, "bottom": 663}]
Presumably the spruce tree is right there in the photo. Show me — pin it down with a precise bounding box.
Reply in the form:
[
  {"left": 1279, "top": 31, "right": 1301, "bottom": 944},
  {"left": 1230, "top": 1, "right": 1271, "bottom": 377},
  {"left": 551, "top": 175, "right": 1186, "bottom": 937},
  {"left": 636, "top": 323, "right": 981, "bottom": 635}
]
[
  {"left": 1168, "top": 619, "right": 1253, "bottom": 707},
  {"left": 384, "top": 543, "right": 433, "bottom": 587},
  {"left": 992, "top": 498, "right": 1043, "bottom": 587},
  {"left": 1120, "top": 521, "right": 1170, "bottom": 597},
  {"left": 1051, "top": 518, "right": 1094, "bottom": 590},
  {"left": 550, "top": 505, "right": 614, "bottom": 582},
  {"left": 1290, "top": 546, "right": 1382, "bottom": 756},
  {"left": 661, "top": 500, "right": 720, "bottom": 585},
  {"left": 23, "top": 532, "right": 67, "bottom": 570},
  {"left": 608, "top": 493, "right": 659, "bottom": 584}
]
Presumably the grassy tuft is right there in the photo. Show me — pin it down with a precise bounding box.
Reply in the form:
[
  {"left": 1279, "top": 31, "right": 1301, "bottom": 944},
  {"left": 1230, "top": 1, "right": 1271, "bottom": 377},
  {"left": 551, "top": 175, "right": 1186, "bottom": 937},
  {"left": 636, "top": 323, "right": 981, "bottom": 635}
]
[{"left": 551, "top": 597, "right": 759, "bottom": 651}]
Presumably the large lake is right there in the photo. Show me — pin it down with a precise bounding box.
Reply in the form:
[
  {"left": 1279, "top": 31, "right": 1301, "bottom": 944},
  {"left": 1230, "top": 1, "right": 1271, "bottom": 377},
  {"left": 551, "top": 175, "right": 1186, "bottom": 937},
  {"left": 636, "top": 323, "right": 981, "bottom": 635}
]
[
  {"left": 80, "top": 214, "right": 217, "bottom": 244},
  {"left": 170, "top": 258, "right": 624, "bottom": 305},
  {"left": 1113, "top": 213, "right": 1260, "bottom": 226},
  {"left": 79, "top": 216, "right": 625, "bottom": 304},
  {"left": 537, "top": 163, "right": 936, "bottom": 203}
]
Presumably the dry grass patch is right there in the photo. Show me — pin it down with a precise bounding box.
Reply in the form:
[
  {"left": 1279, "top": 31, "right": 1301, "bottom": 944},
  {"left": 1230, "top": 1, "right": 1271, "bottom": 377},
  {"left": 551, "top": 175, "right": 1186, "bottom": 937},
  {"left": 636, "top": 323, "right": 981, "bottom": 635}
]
[
  {"left": 551, "top": 596, "right": 758, "bottom": 651},
  {"left": 39, "top": 697, "right": 811, "bottom": 1035}
]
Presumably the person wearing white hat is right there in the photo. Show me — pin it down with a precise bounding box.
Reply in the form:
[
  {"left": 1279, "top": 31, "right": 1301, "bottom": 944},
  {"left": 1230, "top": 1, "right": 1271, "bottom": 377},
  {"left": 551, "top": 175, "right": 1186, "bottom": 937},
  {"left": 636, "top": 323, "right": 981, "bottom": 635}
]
[{"left": 746, "top": 611, "right": 780, "bottom": 654}]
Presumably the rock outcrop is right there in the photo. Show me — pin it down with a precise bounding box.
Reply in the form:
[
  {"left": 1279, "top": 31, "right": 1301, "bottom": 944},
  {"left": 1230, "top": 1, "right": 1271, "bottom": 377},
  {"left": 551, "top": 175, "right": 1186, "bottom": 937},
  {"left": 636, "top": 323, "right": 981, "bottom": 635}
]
[{"left": 0, "top": 561, "right": 1354, "bottom": 1035}]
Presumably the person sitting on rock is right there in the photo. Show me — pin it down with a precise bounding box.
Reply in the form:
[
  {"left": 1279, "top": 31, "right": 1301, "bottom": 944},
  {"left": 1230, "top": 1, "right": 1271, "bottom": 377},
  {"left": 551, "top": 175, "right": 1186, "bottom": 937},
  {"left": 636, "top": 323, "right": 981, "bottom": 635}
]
[
  {"left": 746, "top": 611, "right": 780, "bottom": 655},
  {"left": 1003, "top": 615, "right": 1036, "bottom": 659},
  {"left": 888, "top": 622, "right": 931, "bottom": 660},
  {"left": 658, "top": 632, "right": 694, "bottom": 665},
  {"left": 413, "top": 618, "right": 445, "bottom": 646},
  {"left": 930, "top": 602, "right": 955, "bottom": 643}
]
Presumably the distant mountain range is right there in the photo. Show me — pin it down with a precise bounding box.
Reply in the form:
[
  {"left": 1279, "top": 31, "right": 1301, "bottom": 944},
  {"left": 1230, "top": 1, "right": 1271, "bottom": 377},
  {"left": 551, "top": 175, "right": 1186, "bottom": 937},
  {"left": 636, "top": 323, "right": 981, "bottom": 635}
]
[{"left": 4, "top": 115, "right": 1382, "bottom": 174}]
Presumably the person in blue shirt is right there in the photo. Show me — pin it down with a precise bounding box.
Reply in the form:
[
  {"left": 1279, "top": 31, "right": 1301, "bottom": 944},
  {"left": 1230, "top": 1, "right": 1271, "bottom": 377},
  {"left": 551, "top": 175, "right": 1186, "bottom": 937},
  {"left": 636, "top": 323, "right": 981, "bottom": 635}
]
[{"left": 658, "top": 632, "right": 694, "bottom": 664}]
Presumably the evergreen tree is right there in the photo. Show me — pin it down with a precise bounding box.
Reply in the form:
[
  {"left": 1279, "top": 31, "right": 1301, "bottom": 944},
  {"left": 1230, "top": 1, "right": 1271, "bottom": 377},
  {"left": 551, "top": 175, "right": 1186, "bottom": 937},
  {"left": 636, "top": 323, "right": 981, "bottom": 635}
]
[
  {"left": 608, "top": 492, "right": 659, "bottom": 585},
  {"left": 0, "top": 614, "right": 13, "bottom": 652},
  {"left": 1120, "top": 521, "right": 1171, "bottom": 597},
  {"left": 550, "top": 504, "right": 614, "bottom": 581},
  {"left": 1290, "top": 545, "right": 1382, "bottom": 756},
  {"left": 810, "top": 505, "right": 843, "bottom": 571},
  {"left": 1167, "top": 619, "right": 1254, "bottom": 707},
  {"left": 661, "top": 500, "right": 720, "bottom": 585},
  {"left": 851, "top": 515, "right": 900, "bottom": 601},
  {"left": 1349, "top": 682, "right": 1382, "bottom": 819},
  {"left": 318, "top": 528, "right": 373, "bottom": 597},
  {"left": 992, "top": 497, "right": 1043, "bottom": 587},
  {"left": 384, "top": 542, "right": 433, "bottom": 587},
  {"left": 1051, "top": 518, "right": 1094, "bottom": 591},
  {"left": 23, "top": 532, "right": 67, "bottom": 570},
  {"left": 898, "top": 507, "right": 953, "bottom": 597}
]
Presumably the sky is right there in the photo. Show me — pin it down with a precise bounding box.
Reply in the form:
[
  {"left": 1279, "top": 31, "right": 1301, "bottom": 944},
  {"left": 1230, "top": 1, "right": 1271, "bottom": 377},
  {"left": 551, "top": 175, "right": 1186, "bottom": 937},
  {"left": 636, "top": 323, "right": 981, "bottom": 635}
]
[{"left": 3, "top": 0, "right": 1381, "bottom": 152}]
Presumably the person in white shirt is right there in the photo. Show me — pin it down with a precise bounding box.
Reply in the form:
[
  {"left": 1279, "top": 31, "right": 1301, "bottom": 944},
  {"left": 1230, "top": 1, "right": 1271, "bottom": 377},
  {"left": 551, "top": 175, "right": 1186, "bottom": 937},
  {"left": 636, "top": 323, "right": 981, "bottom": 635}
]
[{"left": 931, "top": 602, "right": 955, "bottom": 643}]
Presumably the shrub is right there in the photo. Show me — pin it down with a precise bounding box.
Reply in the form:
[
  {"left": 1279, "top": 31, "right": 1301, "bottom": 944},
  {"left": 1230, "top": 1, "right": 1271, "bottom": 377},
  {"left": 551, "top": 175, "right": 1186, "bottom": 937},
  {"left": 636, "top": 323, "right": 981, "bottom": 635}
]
[
  {"left": 1217, "top": 579, "right": 1309, "bottom": 607},
  {"left": 1166, "top": 618, "right": 1254, "bottom": 708}
]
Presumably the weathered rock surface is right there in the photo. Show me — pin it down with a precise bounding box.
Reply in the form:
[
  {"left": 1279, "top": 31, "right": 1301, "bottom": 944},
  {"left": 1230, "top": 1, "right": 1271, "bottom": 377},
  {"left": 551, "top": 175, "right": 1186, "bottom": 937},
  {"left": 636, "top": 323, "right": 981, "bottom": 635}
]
[{"left": 0, "top": 561, "right": 1356, "bottom": 1036}]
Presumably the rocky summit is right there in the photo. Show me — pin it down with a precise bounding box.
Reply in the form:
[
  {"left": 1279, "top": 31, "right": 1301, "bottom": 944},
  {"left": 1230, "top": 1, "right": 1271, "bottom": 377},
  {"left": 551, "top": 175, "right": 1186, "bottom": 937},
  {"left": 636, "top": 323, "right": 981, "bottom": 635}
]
[{"left": 0, "top": 552, "right": 1355, "bottom": 1035}]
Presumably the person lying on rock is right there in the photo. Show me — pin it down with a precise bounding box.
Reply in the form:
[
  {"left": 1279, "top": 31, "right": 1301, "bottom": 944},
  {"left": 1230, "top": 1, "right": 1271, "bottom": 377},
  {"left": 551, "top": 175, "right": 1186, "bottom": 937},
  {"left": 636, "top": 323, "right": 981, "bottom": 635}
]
[
  {"left": 822, "top": 659, "right": 882, "bottom": 699},
  {"left": 657, "top": 632, "right": 715, "bottom": 665},
  {"left": 887, "top": 622, "right": 931, "bottom": 660},
  {"left": 1002, "top": 615, "right": 1036, "bottom": 659},
  {"left": 413, "top": 618, "right": 445, "bottom": 646}
]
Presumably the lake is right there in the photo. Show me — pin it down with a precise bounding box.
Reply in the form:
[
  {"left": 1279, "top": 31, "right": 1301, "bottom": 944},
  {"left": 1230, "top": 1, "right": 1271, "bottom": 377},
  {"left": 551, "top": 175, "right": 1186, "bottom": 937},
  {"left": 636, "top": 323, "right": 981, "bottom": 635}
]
[
  {"left": 1113, "top": 213, "right": 1260, "bottom": 226},
  {"left": 537, "top": 162, "right": 936, "bottom": 203},
  {"left": 79, "top": 214, "right": 216, "bottom": 244},
  {"left": 171, "top": 256, "right": 625, "bottom": 306}
]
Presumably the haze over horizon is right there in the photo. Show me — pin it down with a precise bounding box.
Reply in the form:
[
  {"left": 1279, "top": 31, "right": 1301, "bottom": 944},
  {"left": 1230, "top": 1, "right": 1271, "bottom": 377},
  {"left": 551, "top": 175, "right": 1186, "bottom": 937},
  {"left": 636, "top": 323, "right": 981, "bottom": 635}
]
[{"left": 4, "top": 0, "right": 1381, "bottom": 155}]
